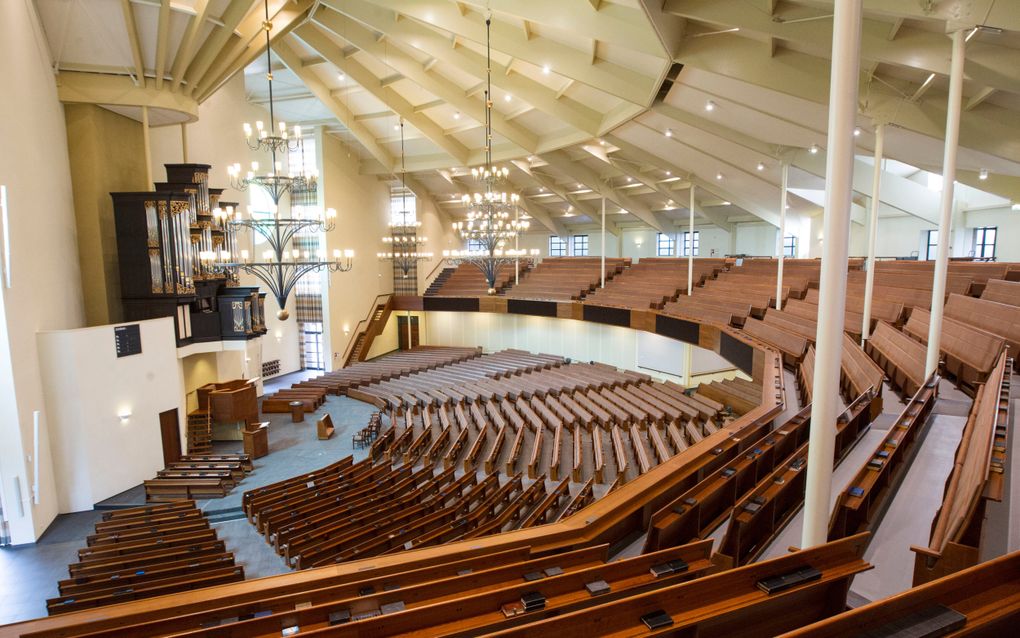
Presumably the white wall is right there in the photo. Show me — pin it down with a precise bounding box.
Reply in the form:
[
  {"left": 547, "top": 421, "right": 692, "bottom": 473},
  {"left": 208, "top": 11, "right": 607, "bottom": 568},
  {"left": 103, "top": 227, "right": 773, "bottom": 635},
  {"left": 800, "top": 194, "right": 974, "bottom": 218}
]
[
  {"left": 0, "top": 0, "right": 87, "bottom": 543},
  {"left": 423, "top": 311, "right": 737, "bottom": 385},
  {"left": 37, "top": 319, "right": 183, "bottom": 513}
]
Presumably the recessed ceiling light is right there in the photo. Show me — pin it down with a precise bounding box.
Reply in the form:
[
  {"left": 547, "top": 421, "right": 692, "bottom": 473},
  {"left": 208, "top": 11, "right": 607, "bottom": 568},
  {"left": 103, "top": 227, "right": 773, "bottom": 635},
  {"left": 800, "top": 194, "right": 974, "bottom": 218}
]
[
  {"left": 756, "top": 162, "right": 765, "bottom": 171},
  {"left": 665, "top": 129, "right": 673, "bottom": 137},
  {"left": 527, "top": 155, "right": 535, "bottom": 161},
  {"left": 979, "top": 168, "right": 989, "bottom": 180},
  {"left": 626, "top": 176, "right": 633, "bottom": 182},
  {"left": 705, "top": 100, "right": 716, "bottom": 112},
  {"left": 453, "top": 111, "right": 461, "bottom": 120},
  {"left": 567, "top": 205, "right": 574, "bottom": 212},
  {"left": 665, "top": 170, "right": 671, "bottom": 176},
  {"left": 577, "top": 183, "right": 583, "bottom": 189},
  {"left": 504, "top": 94, "right": 512, "bottom": 102},
  {"left": 539, "top": 187, "right": 545, "bottom": 192},
  {"left": 853, "top": 127, "right": 861, "bottom": 137},
  {"left": 809, "top": 144, "right": 819, "bottom": 154},
  {"left": 542, "top": 64, "right": 551, "bottom": 75},
  {"left": 721, "top": 200, "right": 731, "bottom": 205},
  {"left": 599, "top": 139, "right": 606, "bottom": 146},
  {"left": 716, "top": 172, "right": 723, "bottom": 180},
  {"left": 337, "top": 72, "right": 345, "bottom": 81}
]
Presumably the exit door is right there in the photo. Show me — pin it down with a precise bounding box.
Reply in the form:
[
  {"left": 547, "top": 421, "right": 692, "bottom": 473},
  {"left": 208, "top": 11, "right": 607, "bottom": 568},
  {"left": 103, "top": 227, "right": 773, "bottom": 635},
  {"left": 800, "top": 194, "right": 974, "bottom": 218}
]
[
  {"left": 159, "top": 409, "right": 182, "bottom": 466},
  {"left": 397, "top": 315, "right": 420, "bottom": 350}
]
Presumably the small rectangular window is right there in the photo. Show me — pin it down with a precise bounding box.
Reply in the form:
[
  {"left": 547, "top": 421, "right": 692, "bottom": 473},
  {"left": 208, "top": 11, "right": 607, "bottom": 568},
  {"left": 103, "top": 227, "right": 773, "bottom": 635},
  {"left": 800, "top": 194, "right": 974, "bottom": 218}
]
[
  {"left": 467, "top": 238, "right": 485, "bottom": 252},
  {"left": 549, "top": 235, "right": 567, "bottom": 257},
  {"left": 783, "top": 235, "right": 797, "bottom": 258},
  {"left": 682, "top": 231, "right": 700, "bottom": 257},
  {"left": 925, "top": 229, "right": 939, "bottom": 261},
  {"left": 974, "top": 226, "right": 996, "bottom": 260},
  {"left": 656, "top": 232, "right": 674, "bottom": 257},
  {"left": 572, "top": 235, "right": 589, "bottom": 256}
]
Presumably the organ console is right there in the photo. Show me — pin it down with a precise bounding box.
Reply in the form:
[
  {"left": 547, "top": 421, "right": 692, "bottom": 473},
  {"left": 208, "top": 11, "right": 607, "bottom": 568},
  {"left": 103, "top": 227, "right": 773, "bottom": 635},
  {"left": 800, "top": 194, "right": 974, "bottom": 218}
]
[{"left": 112, "top": 163, "right": 267, "bottom": 345}]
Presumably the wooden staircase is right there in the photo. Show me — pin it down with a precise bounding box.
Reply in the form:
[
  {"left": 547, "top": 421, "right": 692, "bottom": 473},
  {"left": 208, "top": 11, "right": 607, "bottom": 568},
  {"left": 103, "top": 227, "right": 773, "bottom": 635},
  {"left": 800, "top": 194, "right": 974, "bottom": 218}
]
[
  {"left": 424, "top": 267, "right": 456, "bottom": 295},
  {"left": 343, "top": 295, "right": 395, "bottom": 367},
  {"left": 186, "top": 408, "right": 213, "bottom": 455}
]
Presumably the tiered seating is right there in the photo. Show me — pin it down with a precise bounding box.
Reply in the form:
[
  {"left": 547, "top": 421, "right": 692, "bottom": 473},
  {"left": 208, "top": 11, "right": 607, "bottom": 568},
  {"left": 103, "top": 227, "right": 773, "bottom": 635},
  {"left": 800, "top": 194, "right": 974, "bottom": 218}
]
[
  {"left": 742, "top": 317, "right": 807, "bottom": 366},
  {"left": 695, "top": 377, "right": 760, "bottom": 415},
  {"left": 786, "top": 549, "right": 1020, "bottom": 637},
  {"left": 426, "top": 261, "right": 531, "bottom": 296},
  {"left": 143, "top": 453, "right": 252, "bottom": 502},
  {"left": 582, "top": 258, "right": 725, "bottom": 309},
  {"left": 828, "top": 373, "right": 939, "bottom": 543},
  {"left": 863, "top": 321, "right": 927, "bottom": 396},
  {"left": 912, "top": 353, "right": 1011, "bottom": 585},
  {"left": 279, "top": 346, "right": 482, "bottom": 397},
  {"left": 46, "top": 501, "right": 242, "bottom": 615},
  {"left": 840, "top": 334, "right": 885, "bottom": 417},
  {"left": 980, "top": 278, "right": 1020, "bottom": 306},
  {"left": 903, "top": 306, "right": 1006, "bottom": 391},
  {"left": 503, "top": 257, "right": 630, "bottom": 301},
  {"left": 944, "top": 293, "right": 1020, "bottom": 372},
  {"left": 717, "top": 391, "right": 874, "bottom": 567}
]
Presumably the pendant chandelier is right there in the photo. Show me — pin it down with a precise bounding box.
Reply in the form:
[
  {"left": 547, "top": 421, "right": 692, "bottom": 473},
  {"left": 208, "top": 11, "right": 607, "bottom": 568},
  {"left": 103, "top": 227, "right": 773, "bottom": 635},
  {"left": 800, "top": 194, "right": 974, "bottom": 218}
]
[
  {"left": 378, "top": 120, "right": 433, "bottom": 278},
  {"left": 214, "top": 0, "right": 354, "bottom": 320},
  {"left": 442, "top": 16, "right": 536, "bottom": 294}
]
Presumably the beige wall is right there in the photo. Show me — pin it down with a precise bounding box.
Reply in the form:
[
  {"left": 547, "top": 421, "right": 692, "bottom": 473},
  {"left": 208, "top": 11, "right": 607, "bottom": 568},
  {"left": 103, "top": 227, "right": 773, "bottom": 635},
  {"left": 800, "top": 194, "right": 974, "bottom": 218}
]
[
  {"left": 0, "top": 0, "right": 87, "bottom": 543},
  {"left": 65, "top": 104, "right": 147, "bottom": 326}
]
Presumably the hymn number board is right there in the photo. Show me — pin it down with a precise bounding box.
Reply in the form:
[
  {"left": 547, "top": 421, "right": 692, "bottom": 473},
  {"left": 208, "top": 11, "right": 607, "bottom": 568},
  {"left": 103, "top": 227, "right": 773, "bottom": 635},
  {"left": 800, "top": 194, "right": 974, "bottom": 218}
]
[{"left": 114, "top": 324, "right": 142, "bottom": 358}]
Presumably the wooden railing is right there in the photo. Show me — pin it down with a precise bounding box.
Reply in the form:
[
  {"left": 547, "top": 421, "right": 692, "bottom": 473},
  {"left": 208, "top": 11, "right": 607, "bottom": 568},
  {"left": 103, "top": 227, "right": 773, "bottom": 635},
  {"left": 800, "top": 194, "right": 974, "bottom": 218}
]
[{"left": 340, "top": 293, "right": 393, "bottom": 367}]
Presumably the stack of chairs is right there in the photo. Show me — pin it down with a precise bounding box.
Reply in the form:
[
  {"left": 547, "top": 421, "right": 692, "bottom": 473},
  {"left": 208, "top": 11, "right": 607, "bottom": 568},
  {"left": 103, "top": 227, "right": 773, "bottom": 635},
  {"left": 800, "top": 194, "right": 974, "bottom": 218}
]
[{"left": 46, "top": 501, "right": 242, "bottom": 615}]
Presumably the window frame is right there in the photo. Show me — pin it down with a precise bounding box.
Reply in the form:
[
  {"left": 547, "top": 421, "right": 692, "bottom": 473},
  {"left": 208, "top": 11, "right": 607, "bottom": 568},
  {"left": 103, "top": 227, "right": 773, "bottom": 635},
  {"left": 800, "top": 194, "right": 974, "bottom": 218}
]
[
  {"left": 656, "top": 232, "right": 675, "bottom": 257},
  {"left": 783, "top": 235, "right": 797, "bottom": 258},
  {"left": 682, "top": 230, "right": 700, "bottom": 257},
  {"left": 974, "top": 226, "right": 996, "bottom": 260},
  {"left": 572, "top": 234, "right": 589, "bottom": 256},
  {"left": 925, "top": 229, "right": 939, "bottom": 261},
  {"left": 549, "top": 235, "right": 567, "bottom": 257}
]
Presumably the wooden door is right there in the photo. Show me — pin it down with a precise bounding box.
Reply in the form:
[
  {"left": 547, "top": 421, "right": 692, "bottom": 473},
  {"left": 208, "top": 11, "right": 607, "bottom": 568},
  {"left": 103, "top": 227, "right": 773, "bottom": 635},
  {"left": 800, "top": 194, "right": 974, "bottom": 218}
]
[
  {"left": 397, "top": 316, "right": 420, "bottom": 350},
  {"left": 159, "top": 409, "right": 182, "bottom": 466}
]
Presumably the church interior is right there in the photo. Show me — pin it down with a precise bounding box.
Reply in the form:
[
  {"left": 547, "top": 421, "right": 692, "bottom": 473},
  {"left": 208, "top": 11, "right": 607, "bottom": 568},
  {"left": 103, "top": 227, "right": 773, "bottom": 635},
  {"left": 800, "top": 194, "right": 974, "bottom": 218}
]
[{"left": 1, "top": 0, "right": 1020, "bottom": 635}]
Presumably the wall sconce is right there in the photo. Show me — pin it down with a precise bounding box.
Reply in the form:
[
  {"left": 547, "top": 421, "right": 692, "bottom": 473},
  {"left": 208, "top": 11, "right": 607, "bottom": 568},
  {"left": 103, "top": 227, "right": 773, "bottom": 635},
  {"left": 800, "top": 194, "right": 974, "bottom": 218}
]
[
  {"left": 343, "top": 323, "right": 351, "bottom": 336},
  {"left": 117, "top": 408, "right": 132, "bottom": 424},
  {"left": 634, "top": 238, "right": 643, "bottom": 248}
]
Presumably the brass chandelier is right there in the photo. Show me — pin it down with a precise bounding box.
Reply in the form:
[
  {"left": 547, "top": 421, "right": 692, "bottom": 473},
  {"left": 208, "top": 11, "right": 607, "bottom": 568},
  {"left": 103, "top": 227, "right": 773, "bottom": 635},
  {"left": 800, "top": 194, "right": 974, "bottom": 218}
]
[{"left": 378, "top": 120, "right": 432, "bottom": 278}]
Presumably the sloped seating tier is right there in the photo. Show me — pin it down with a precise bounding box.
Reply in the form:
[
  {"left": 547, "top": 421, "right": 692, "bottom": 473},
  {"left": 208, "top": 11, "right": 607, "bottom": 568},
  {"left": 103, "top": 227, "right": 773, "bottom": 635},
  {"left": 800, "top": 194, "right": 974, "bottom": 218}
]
[
  {"left": 980, "top": 278, "right": 1020, "bottom": 307},
  {"left": 944, "top": 293, "right": 1020, "bottom": 372},
  {"left": 47, "top": 501, "right": 242, "bottom": 615},
  {"left": 863, "top": 321, "right": 927, "bottom": 397},
  {"left": 582, "top": 258, "right": 726, "bottom": 309},
  {"left": 741, "top": 317, "right": 808, "bottom": 366},
  {"left": 783, "top": 548, "right": 1020, "bottom": 638},
  {"left": 426, "top": 261, "right": 531, "bottom": 297},
  {"left": 828, "top": 373, "right": 940, "bottom": 543},
  {"left": 912, "top": 353, "right": 1011, "bottom": 585},
  {"left": 281, "top": 346, "right": 482, "bottom": 397},
  {"left": 903, "top": 306, "right": 1006, "bottom": 390},
  {"left": 143, "top": 454, "right": 252, "bottom": 502},
  {"left": 502, "top": 257, "right": 631, "bottom": 301}
]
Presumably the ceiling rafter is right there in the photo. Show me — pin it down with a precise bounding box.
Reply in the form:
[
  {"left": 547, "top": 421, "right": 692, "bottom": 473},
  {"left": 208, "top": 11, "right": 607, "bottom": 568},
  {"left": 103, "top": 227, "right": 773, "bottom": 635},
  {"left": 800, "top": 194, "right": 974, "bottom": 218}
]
[
  {"left": 183, "top": 0, "right": 257, "bottom": 95},
  {"left": 274, "top": 36, "right": 395, "bottom": 170},
  {"left": 294, "top": 24, "right": 471, "bottom": 165},
  {"left": 119, "top": 0, "right": 147, "bottom": 84},
  {"left": 154, "top": 0, "right": 171, "bottom": 89},
  {"left": 512, "top": 160, "right": 612, "bottom": 235},
  {"left": 170, "top": 0, "right": 212, "bottom": 92}
]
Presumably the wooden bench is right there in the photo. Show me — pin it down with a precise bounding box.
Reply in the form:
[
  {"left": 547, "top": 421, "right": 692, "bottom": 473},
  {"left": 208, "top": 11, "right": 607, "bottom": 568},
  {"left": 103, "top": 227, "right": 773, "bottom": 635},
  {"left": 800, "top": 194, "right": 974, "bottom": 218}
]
[
  {"left": 864, "top": 321, "right": 927, "bottom": 397},
  {"left": 903, "top": 307, "right": 1005, "bottom": 391},
  {"left": 143, "top": 479, "right": 229, "bottom": 502}
]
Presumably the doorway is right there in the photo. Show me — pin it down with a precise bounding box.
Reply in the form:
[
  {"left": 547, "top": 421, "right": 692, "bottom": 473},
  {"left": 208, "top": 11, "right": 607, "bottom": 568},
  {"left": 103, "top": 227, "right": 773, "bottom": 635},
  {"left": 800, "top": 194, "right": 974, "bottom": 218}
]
[
  {"left": 397, "top": 315, "right": 420, "bottom": 350},
  {"left": 159, "top": 409, "right": 182, "bottom": 466}
]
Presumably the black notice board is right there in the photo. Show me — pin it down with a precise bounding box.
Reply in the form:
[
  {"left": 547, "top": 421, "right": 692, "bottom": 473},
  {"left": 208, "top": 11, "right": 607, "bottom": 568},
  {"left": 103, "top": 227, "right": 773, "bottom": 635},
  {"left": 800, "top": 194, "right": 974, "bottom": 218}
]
[{"left": 114, "top": 324, "right": 142, "bottom": 358}]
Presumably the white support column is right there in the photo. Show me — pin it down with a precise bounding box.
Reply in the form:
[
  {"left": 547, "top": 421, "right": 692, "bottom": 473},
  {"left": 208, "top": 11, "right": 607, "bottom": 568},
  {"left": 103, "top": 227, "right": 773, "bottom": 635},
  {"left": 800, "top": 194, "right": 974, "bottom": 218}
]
[
  {"left": 926, "top": 29, "right": 966, "bottom": 378},
  {"left": 181, "top": 122, "right": 189, "bottom": 162},
  {"left": 687, "top": 185, "right": 695, "bottom": 295},
  {"left": 861, "top": 123, "right": 885, "bottom": 344},
  {"left": 601, "top": 196, "right": 606, "bottom": 288},
  {"left": 802, "top": 0, "right": 862, "bottom": 549},
  {"left": 142, "top": 106, "right": 153, "bottom": 189},
  {"left": 776, "top": 162, "right": 789, "bottom": 311}
]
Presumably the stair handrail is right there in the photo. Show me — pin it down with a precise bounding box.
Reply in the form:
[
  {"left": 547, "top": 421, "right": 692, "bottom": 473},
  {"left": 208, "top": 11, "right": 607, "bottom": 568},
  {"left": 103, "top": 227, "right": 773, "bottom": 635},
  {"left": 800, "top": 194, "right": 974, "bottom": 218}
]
[
  {"left": 423, "top": 258, "right": 452, "bottom": 290},
  {"left": 341, "top": 293, "right": 394, "bottom": 367}
]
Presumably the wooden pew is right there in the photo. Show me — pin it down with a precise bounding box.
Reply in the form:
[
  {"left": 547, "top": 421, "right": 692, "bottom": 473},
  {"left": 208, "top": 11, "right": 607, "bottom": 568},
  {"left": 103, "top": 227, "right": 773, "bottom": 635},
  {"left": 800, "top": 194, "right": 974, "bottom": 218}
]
[
  {"left": 864, "top": 321, "right": 927, "bottom": 397},
  {"left": 903, "top": 307, "right": 1005, "bottom": 391},
  {"left": 911, "top": 353, "right": 1011, "bottom": 585},
  {"left": 944, "top": 293, "right": 1020, "bottom": 372}
]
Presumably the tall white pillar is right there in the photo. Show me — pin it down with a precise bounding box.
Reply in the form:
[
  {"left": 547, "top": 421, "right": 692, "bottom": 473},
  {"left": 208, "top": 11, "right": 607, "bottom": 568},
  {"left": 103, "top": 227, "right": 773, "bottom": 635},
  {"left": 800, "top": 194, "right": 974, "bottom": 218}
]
[
  {"left": 142, "top": 106, "right": 153, "bottom": 189},
  {"left": 776, "top": 162, "right": 789, "bottom": 311},
  {"left": 181, "top": 122, "right": 189, "bottom": 163},
  {"left": 687, "top": 185, "right": 695, "bottom": 294},
  {"left": 802, "top": 0, "right": 862, "bottom": 549},
  {"left": 601, "top": 197, "right": 606, "bottom": 288},
  {"left": 861, "top": 123, "right": 885, "bottom": 343},
  {"left": 925, "top": 29, "right": 966, "bottom": 377}
]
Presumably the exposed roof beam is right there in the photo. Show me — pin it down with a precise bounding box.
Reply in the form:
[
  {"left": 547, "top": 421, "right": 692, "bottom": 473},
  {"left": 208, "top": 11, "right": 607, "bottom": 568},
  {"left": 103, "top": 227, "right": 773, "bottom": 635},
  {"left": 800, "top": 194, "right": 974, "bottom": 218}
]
[
  {"left": 119, "top": 0, "right": 147, "bottom": 84},
  {"left": 169, "top": 0, "right": 211, "bottom": 91},
  {"left": 183, "top": 0, "right": 256, "bottom": 95},
  {"left": 154, "top": 0, "right": 171, "bottom": 89},
  {"left": 294, "top": 24, "right": 470, "bottom": 165},
  {"left": 541, "top": 150, "right": 666, "bottom": 232},
  {"left": 326, "top": 0, "right": 661, "bottom": 105},
  {"left": 964, "top": 86, "right": 996, "bottom": 111},
  {"left": 274, "top": 37, "right": 394, "bottom": 170},
  {"left": 314, "top": 7, "right": 538, "bottom": 154},
  {"left": 511, "top": 160, "right": 606, "bottom": 236},
  {"left": 403, "top": 174, "right": 453, "bottom": 226},
  {"left": 328, "top": 0, "right": 603, "bottom": 135}
]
